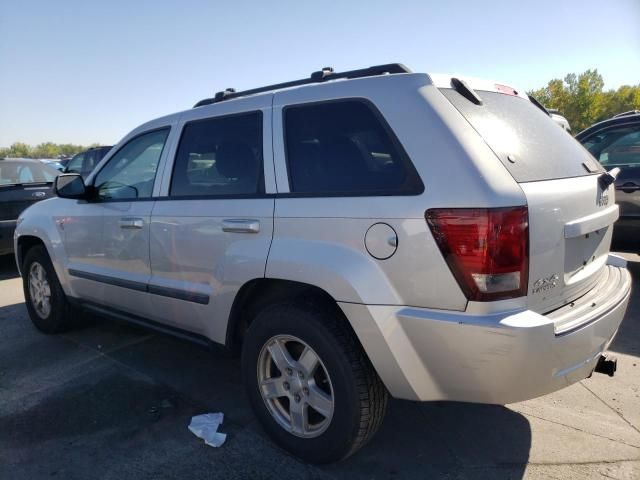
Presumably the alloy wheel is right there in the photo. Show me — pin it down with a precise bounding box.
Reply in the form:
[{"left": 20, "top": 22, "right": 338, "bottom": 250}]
[
  {"left": 29, "top": 262, "right": 52, "bottom": 319},
  {"left": 257, "top": 335, "right": 334, "bottom": 438}
]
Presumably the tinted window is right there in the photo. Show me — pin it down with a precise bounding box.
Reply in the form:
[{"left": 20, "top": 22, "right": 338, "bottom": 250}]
[
  {"left": 83, "top": 150, "right": 98, "bottom": 175},
  {"left": 65, "top": 149, "right": 102, "bottom": 178},
  {"left": 65, "top": 153, "right": 85, "bottom": 174},
  {"left": 170, "top": 112, "right": 263, "bottom": 197},
  {"left": 583, "top": 126, "right": 640, "bottom": 167},
  {"left": 94, "top": 129, "right": 169, "bottom": 200},
  {"left": 284, "top": 100, "right": 422, "bottom": 195},
  {"left": 96, "top": 147, "right": 112, "bottom": 162},
  {"left": 441, "top": 89, "right": 604, "bottom": 182}
]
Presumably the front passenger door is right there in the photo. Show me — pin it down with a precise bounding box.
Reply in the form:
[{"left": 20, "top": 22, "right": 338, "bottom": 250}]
[{"left": 89, "top": 128, "right": 170, "bottom": 316}]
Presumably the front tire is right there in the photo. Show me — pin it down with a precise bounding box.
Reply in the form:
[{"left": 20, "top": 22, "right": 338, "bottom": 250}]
[
  {"left": 22, "top": 245, "right": 76, "bottom": 334},
  {"left": 242, "top": 302, "right": 388, "bottom": 463}
]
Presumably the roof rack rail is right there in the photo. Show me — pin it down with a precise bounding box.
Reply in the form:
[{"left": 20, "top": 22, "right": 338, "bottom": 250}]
[
  {"left": 613, "top": 110, "right": 640, "bottom": 118},
  {"left": 193, "top": 63, "right": 411, "bottom": 108}
]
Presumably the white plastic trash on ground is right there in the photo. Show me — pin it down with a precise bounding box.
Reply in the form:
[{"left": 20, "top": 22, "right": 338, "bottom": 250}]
[{"left": 188, "top": 413, "right": 227, "bottom": 447}]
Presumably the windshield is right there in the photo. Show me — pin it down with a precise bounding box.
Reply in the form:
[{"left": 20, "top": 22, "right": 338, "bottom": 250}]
[
  {"left": 0, "top": 161, "right": 59, "bottom": 185},
  {"left": 440, "top": 89, "right": 604, "bottom": 182}
]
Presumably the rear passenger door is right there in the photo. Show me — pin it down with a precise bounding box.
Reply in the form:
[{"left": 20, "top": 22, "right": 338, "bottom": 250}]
[{"left": 149, "top": 96, "right": 275, "bottom": 341}]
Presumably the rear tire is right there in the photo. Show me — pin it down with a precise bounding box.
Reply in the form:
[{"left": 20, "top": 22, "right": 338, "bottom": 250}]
[
  {"left": 22, "top": 245, "right": 77, "bottom": 334},
  {"left": 242, "top": 302, "right": 388, "bottom": 463}
]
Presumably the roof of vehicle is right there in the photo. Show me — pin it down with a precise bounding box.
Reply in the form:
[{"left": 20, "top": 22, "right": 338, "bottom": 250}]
[
  {"left": 192, "top": 64, "right": 529, "bottom": 109},
  {"left": 575, "top": 112, "right": 640, "bottom": 140},
  {"left": 127, "top": 64, "right": 533, "bottom": 141},
  {"left": 193, "top": 64, "right": 413, "bottom": 107}
]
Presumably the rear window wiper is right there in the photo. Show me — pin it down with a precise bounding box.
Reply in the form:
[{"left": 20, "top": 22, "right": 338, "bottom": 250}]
[
  {"left": 598, "top": 167, "right": 621, "bottom": 190},
  {"left": 451, "top": 77, "right": 483, "bottom": 105},
  {"left": 528, "top": 95, "right": 549, "bottom": 115}
]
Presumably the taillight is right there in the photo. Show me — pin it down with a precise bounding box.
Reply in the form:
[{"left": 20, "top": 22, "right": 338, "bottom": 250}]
[{"left": 426, "top": 207, "right": 529, "bottom": 302}]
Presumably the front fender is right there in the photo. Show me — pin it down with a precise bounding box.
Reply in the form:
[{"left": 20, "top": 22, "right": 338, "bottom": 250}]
[{"left": 14, "top": 200, "right": 69, "bottom": 295}]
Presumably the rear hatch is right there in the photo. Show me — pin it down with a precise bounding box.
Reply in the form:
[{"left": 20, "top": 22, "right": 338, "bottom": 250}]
[{"left": 439, "top": 80, "right": 617, "bottom": 314}]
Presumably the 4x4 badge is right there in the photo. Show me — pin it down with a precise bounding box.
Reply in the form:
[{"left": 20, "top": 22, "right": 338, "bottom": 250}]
[{"left": 532, "top": 274, "right": 559, "bottom": 294}]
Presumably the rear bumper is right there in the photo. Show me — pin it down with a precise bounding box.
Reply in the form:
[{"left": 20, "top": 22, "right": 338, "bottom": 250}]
[
  {"left": 341, "top": 256, "right": 631, "bottom": 404},
  {"left": 0, "top": 220, "right": 16, "bottom": 256}
]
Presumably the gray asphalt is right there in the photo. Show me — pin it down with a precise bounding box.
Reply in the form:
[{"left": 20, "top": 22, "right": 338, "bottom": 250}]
[{"left": 1, "top": 253, "right": 639, "bottom": 479}]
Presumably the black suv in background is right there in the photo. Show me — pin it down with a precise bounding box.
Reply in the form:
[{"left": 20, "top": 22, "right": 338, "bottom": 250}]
[
  {"left": 577, "top": 111, "right": 640, "bottom": 248},
  {"left": 0, "top": 158, "right": 59, "bottom": 256},
  {"left": 64, "top": 146, "right": 112, "bottom": 179}
]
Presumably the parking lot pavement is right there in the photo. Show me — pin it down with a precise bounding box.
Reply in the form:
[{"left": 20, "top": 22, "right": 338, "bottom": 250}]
[{"left": 1, "top": 255, "right": 639, "bottom": 480}]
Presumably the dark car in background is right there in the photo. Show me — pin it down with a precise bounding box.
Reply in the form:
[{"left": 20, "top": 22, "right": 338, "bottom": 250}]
[
  {"left": 64, "top": 146, "right": 112, "bottom": 179},
  {"left": 577, "top": 111, "right": 640, "bottom": 248},
  {"left": 0, "top": 158, "right": 60, "bottom": 256}
]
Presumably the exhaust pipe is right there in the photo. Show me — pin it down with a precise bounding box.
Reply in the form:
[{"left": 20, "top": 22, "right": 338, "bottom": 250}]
[{"left": 594, "top": 354, "right": 617, "bottom": 377}]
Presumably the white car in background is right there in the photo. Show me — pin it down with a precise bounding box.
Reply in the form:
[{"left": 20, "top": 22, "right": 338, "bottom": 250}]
[{"left": 548, "top": 108, "right": 572, "bottom": 132}]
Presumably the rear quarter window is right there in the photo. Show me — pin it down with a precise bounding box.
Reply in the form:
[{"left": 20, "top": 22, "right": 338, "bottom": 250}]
[
  {"left": 284, "top": 99, "right": 423, "bottom": 195},
  {"left": 440, "top": 89, "right": 603, "bottom": 182}
]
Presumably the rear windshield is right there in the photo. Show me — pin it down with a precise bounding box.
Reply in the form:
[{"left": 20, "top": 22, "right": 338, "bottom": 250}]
[
  {"left": 0, "top": 161, "right": 58, "bottom": 185},
  {"left": 440, "top": 89, "right": 603, "bottom": 182}
]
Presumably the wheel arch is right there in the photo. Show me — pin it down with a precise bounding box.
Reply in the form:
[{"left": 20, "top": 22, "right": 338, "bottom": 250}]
[
  {"left": 225, "top": 278, "right": 353, "bottom": 352},
  {"left": 16, "top": 235, "right": 47, "bottom": 274}
]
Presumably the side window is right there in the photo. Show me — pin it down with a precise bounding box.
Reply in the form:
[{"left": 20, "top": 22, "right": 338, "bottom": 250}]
[
  {"left": 170, "top": 112, "right": 263, "bottom": 197},
  {"left": 82, "top": 150, "right": 97, "bottom": 176},
  {"left": 96, "top": 147, "right": 112, "bottom": 162},
  {"left": 584, "top": 126, "right": 640, "bottom": 167},
  {"left": 94, "top": 129, "right": 169, "bottom": 200},
  {"left": 284, "top": 100, "right": 423, "bottom": 195},
  {"left": 65, "top": 153, "right": 85, "bottom": 174}
]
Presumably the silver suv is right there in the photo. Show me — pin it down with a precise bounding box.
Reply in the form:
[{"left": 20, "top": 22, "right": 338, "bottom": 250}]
[{"left": 14, "top": 64, "right": 631, "bottom": 463}]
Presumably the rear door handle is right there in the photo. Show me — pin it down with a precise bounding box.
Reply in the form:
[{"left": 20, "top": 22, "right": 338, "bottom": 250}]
[
  {"left": 222, "top": 219, "right": 260, "bottom": 233},
  {"left": 119, "top": 217, "right": 144, "bottom": 229}
]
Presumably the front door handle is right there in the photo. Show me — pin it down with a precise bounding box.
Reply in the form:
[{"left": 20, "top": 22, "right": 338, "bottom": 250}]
[
  {"left": 618, "top": 182, "right": 640, "bottom": 194},
  {"left": 119, "top": 217, "right": 144, "bottom": 229},
  {"left": 222, "top": 219, "right": 260, "bottom": 233}
]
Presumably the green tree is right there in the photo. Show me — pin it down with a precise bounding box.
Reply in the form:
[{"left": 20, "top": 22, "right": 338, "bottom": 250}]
[
  {"left": 529, "top": 70, "right": 640, "bottom": 133},
  {"left": 0, "top": 142, "right": 99, "bottom": 159},
  {"left": 1, "top": 142, "right": 33, "bottom": 158}
]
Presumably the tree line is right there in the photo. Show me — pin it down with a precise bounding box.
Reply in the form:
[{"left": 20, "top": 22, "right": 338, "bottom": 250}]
[
  {"left": 0, "top": 142, "right": 99, "bottom": 159},
  {"left": 528, "top": 69, "right": 640, "bottom": 133}
]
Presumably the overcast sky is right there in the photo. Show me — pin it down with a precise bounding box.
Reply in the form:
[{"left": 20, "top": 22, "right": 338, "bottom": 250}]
[{"left": 1, "top": 0, "right": 639, "bottom": 146}]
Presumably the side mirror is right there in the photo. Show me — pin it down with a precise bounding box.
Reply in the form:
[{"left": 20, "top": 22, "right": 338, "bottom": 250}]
[{"left": 55, "top": 174, "right": 88, "bottom": 199}]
